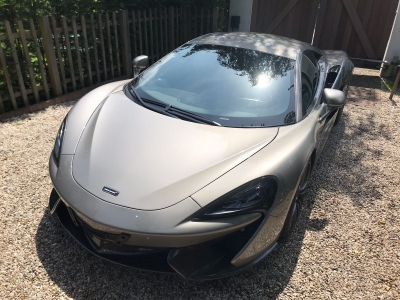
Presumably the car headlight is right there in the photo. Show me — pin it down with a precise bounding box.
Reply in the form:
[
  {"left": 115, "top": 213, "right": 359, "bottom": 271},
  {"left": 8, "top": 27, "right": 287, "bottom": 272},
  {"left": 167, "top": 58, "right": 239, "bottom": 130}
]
[
  {"left": 53, "top": 117, "right": 67, "bottom": 166},
  {"left": 192, "top": 177, "right": 277, "bottom": 219}
]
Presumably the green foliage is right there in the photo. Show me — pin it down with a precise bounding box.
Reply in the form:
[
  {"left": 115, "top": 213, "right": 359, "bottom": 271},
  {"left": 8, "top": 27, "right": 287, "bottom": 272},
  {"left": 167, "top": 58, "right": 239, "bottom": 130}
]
[
  {"left": 0, "top": 0, "right": 229, "bottom": 113},
  {"left": 0, "top": 0, "right": 228, "bottom": 20}
]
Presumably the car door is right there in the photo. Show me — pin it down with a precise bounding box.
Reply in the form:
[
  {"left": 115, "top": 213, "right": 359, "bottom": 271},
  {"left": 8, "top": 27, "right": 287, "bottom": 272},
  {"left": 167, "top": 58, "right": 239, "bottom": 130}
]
[
  {"left": 300, "top": 50, "right": 336, "bottom": 159},
  {"left": 310, "top": 55, "right": 338, "bottom": 158}
]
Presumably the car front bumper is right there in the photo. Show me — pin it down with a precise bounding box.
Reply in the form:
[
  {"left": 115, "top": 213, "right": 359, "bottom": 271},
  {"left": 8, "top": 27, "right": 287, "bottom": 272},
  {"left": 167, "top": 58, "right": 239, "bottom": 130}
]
[{"left": 50, "top": 155, "right": 284, "bottom": 280}]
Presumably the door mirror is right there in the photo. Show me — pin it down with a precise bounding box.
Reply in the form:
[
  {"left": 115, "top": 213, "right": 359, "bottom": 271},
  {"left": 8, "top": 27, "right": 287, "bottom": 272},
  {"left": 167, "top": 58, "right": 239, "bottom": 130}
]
[
  {"left": 322, "top": 88, "right": 346, "bottom": 108},
  {"left": 132, "top": 55, "right": 149, "bottom": 77}
]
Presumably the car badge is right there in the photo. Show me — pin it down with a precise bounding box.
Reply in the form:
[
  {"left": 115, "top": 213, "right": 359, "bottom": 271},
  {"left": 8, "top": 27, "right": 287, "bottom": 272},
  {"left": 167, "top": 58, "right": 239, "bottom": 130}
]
[{"left": 102, "top": 186, "right": 119, "bottom": 197}]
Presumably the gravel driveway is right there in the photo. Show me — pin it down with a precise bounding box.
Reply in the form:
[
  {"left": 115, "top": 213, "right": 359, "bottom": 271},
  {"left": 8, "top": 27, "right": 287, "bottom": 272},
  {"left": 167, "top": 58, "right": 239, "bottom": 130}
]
[{"left": 0, "top": 68, "right": 399, "bottom": 299}]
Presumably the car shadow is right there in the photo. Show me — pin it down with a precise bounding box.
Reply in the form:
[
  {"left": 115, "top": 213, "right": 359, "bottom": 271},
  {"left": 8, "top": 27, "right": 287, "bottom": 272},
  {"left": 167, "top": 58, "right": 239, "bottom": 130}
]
[{"left": 36, "top": 109, "right": 380, "bottom": 299}]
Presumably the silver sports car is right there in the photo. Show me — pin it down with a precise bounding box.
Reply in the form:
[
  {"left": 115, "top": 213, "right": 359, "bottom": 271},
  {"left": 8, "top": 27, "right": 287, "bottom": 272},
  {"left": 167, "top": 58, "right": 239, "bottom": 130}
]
[{"left": 49, "top": 32, "right": 354, "bottom": 280}]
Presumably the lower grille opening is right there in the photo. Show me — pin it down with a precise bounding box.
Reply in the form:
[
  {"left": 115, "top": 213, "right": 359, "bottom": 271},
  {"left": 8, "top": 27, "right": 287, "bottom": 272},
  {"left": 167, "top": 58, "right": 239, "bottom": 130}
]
[
  {"left": 167, "top": 217, "right": 263, "bottom": 279},
  {"left": 54, "top": 199, "right": 175, "bottom": 273}
]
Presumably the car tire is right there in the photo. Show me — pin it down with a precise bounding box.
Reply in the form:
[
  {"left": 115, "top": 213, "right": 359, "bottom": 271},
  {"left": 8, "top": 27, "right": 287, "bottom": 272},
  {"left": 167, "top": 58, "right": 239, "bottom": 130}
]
[
  {"left": 334, "top": 107, "right": 344, "bottom": 126},
  {"left": 279, "top": 159, "right": 312, "bottom": 240},
  {"left": 279, "top": 196, "right": 301, "bottom": 240}
]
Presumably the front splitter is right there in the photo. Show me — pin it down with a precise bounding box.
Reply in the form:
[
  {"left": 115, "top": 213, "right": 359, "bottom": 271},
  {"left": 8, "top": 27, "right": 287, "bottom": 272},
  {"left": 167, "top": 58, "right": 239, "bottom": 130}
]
[{"left": 50, "top": 189, "right": 277, "bottom": 280}]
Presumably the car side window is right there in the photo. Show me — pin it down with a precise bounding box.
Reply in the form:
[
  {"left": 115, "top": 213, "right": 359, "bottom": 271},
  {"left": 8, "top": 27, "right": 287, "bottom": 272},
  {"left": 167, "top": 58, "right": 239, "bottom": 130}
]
[{"left": 301, "top": 51, "right": 321, "bottom": 116}]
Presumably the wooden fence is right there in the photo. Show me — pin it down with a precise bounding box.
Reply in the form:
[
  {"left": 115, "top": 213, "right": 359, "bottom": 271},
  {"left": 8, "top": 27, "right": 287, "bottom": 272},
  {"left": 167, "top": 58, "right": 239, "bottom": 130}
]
[
  {"left": 0, "top": 6, "right": 228, "bottom": 117},
  {"left": 251, "top": 0, "right": 398, "bottom": 61},
  {"left": 250, "top": 0, "right": 320, "bottom": 44},
  {"left": 313, "top": 0, "right": 398, "bottom": 60}
]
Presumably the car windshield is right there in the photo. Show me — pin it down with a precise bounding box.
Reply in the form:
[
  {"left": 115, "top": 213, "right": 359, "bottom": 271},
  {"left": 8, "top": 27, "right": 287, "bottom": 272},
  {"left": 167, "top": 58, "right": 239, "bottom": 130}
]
[{"left": 127, "top": 44, "right": 296, "bottom": 127}]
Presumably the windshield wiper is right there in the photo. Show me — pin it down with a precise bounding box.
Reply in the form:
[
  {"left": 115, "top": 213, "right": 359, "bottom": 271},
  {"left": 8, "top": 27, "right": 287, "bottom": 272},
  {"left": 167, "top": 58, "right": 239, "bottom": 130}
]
[
  {"left": 126, "top": 84, "right": 178, "bottom": 119},
  {"left": 144, "top": 98, "right": 221, "bottom": 126},
  {"left": 139, "top": 95, "right": 220, "bottom": 126},
  {"left": 165, "top": 106, "right": 221, "bottom": 126},
  {"left": 127, "top": 84, "right": 220, "bottom": 126}
]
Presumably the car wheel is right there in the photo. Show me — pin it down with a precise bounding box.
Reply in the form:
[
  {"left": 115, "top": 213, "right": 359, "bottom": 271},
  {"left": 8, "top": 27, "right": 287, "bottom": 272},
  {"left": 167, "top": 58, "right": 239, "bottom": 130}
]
[
  {"left": 298, "top": 159, "right": 312, "bottom": 196},
  {"left": 279, "top": 159, "right": 311, "bottom": 240},
  {"left": 334, "top": 107, "right": 344, "bottom": 126},
  {"left": 279, "top": 195, "right": 301, "bottom": 240}
]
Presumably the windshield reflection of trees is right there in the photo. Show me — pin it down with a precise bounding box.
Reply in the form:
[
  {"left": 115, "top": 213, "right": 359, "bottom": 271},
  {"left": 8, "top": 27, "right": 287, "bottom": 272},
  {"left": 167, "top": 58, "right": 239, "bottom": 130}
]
[
  {"left": 284, "top": 111, "right": 295, "bottom": 124},
  {"left": 180, "top": 44, "right": 296, "bottom": 125},
  {"left": 180, "top": 44, "right": 295, "bottom": 86}
]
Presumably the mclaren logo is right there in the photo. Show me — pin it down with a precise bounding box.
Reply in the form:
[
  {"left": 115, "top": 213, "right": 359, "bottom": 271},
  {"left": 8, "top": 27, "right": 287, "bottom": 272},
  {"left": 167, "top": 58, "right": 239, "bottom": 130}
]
[{"left": 102, "top": 186, "right": 119, "bottom": 197}]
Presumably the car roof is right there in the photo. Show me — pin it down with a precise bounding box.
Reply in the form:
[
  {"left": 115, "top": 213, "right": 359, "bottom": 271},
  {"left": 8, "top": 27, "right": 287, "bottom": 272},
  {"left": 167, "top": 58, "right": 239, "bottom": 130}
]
[{"left": 188, "top": 32, "right": 317, "bottom": 60}]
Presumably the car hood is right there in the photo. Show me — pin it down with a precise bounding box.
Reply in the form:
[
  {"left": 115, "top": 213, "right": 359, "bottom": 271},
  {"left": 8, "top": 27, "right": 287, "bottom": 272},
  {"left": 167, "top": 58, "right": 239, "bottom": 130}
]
[{"left": 72, "top": 91, "right": 278, "bottom": 210}]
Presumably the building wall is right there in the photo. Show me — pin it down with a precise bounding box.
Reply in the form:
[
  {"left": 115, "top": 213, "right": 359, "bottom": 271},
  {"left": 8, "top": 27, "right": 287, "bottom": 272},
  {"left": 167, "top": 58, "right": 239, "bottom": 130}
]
[
  {"left": 228, "top": 0, "right": 253, "bottom": 32},
  {"left": 382, "top": 1, "right": 400, "bottom": 76}
]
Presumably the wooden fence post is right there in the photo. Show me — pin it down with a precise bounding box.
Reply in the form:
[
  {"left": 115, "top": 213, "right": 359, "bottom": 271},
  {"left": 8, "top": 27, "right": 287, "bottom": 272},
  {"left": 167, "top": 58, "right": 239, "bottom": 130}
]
[
  {"left": 168, "top": 7, "right": 175, "bottom": 51},
  {"left": 112, "top": 12, "right": 121, "bottom": 76},
  {"left": 0, "top": 95, "right": 4, "bottom": 114},
  {"left": 38, "top": 16, "right": 63, "bottom": 97},
  {"left": 212, "top": 7, "right": 219, "bottom": 32},
  {"left": 17, "top": 20, "right": 39, "bottom": 103},
  {"left": 0, "top": 29, "right": 17, "bottom": 110},
  {"left": 51, "top": 16, "right": 67, "bottom": 93},
  {"left": 119, "top": 10, "right": 131, "bottom": 77},
  {"left": 30, "top": 19, "right": 51, "bottom": 99},
  {"left": 4, "top": 20, "right": 29, "bottom": 106},
  {"left": 97, "top": 14, "right": 108, "bottom": 82},
  {"left": 183, "top": 7, "right": 188, "bottom": 42},
  {"left": 71, "top": 16, "right": 84, "bottom": 88},
  {"left": 90, "top": 14, "right": 101, "bottom": 83},
  {"left": 105, "top": 12, "right": 115, "bottom": 78},
  {"left": 390, "top": 67, "right": 400, "bottom": 100},
  {"left": 80, "top": 15, "right": 93, "bottom": 87}
]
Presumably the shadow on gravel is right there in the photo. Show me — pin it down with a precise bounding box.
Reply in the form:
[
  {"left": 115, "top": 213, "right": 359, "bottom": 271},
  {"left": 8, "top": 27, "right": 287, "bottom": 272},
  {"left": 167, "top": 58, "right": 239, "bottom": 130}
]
[
  {"left": 349, "top": 74, "right": 381, "bottom": 89},
  {"left": 35, "top": 110, "right": 381, "bottom": 299},
  {"left": 316, "top": 110, "right": 386, "bottom": 208}
]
